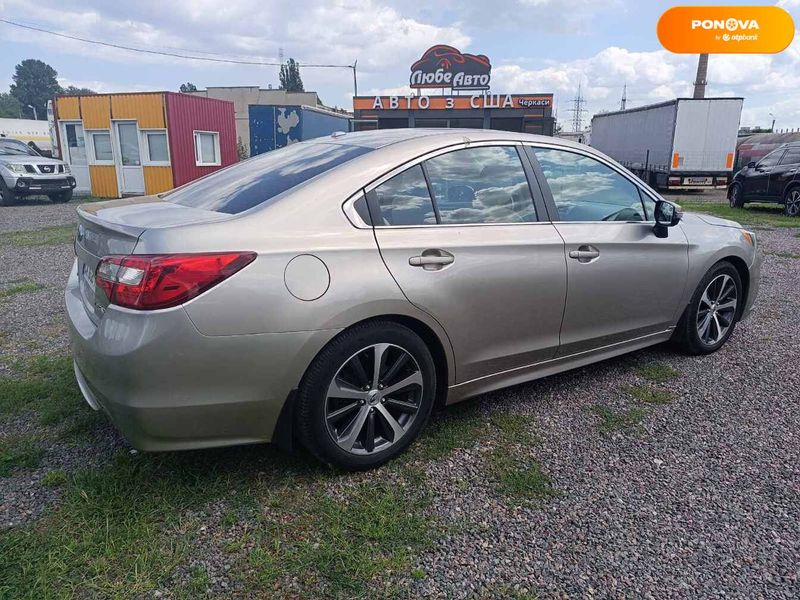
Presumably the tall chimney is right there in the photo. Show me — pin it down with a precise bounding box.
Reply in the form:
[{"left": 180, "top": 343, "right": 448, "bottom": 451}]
[{"left": 693, "top": 54, "right": 708, "bottom": 99}]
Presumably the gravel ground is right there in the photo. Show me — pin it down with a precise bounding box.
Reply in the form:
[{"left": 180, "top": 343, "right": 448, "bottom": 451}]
[{"left": 1, "top": 198, "right": 799, "bottom": 597}]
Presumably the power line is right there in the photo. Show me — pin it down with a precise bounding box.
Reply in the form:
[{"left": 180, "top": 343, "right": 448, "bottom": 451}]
[{"left": 0, "top": 18, "right": 354, "bottom": 69}]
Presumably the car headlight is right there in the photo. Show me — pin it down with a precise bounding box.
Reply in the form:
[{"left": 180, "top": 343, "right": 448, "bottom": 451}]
[
  {"left": 62, "top": 164, "right": 71, "bottom": 174},
  {"left": 6, "top": 163, "right": 27, "bottom": 174},
  {"left": 741, "top": 229, "right": 756, "bottom": 248}
]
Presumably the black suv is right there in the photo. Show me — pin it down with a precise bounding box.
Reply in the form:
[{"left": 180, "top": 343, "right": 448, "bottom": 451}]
[{"left": 729, "top": 142, "right": 800, "bottom": 216}]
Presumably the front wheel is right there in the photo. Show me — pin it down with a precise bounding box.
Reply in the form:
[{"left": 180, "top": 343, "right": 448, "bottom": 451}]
[
  {"left": 296, "top": 321, "right": 436, "bottom": 470},
  {"left": 0, "top": 181, "right": 17, "bottom": 207},
  {"left": 783, "top": 187, "right": 800, "bottom": 217},
  {"left": 49, "top": 190, "right": 73, "bottom": 204},
  {"left": 729, "top": 183, "right": 744, "bottom": 208},
  {"left": 674, "top": 261, "right": 742, "bottom": 355}
]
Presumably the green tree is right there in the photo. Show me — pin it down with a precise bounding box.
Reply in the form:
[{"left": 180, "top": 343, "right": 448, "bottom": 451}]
[
  {"left": 279, "top": 58, "right": 304, "bottom": 93},
  {"left": 0, "top": 93, "right": 22, "bottom": 118},
  {"left": 61, "top": 85, "right": 96, "bottom": 96},
  {"left": 179, "top": 82, "right": 198, "bottom": 93},
  {"left": 9, "top": 59, "right": 61, "bottom": 120}
]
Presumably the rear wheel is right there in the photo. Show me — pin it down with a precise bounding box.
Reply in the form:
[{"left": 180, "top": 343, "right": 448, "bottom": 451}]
[
  {"left": 783, "top": 186, "right": 800, "bottom": 217},
  {"left": 296, "top": 321, "right": 436, "bottom": 470},
  {"left": 674, "top": 261, "right": 742, "bottom": 355},
  {"left": 0, "top": 181, "right": 17, "bottom": 206},
  {"left": 729, "top": 182, "right": 744, "bottom": 208},
  {"left": 49, "top": 190, "right": 73, "bottom": 204}
]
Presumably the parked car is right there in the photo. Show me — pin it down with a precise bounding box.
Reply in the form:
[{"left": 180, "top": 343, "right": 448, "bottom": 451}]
[
  {"left": 0, "top": 137, "right": 76, "bottom": 206},
  {"left": 66, "top": 129, "right": 761, "bottom": 470},
  {"left": 729, "top": 141, "right": 800, "bottom": 216}
]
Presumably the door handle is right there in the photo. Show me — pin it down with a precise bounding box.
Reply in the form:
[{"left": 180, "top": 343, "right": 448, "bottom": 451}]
[
  {"left": 569, "top": 246, "right": 600, "bottom": 263},
  {"left": 409, "top": 250, "right": 454, "bottom": 270}
]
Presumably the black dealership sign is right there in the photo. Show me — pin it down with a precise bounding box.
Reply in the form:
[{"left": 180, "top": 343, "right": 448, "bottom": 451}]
[{"left": 410, "top": 45, "right": 491, "bottom": 91}]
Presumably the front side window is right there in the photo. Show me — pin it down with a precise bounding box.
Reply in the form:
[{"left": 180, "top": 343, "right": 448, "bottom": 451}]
[
  {"left": 757, "top": 150, "right": 783, "bottom": 168},
  {"left": 370, "top": 165, "right": 436, "bottom": 226},
  {"left": 779, "top": 147, "right": 800, "bottom": 166},
  {"left": 534, "top": 148, "right": 646, "bottom": 222},
  {"left": 194, "top": 131, "right": 220, "bottom": 166},
  {"left": 424, "top": 146, "right": 537, "bottom": 224},
  {"left": 166, "top": 142, "right": 373, "bottom": 214}
]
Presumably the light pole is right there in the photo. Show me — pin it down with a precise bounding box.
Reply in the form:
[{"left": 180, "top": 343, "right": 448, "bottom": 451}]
[
  {"left": 27, "top": 104, "right": 38, "bottom": 120},
  {"left": 769, "top": 112, "right": 776, "bottom": 132}
]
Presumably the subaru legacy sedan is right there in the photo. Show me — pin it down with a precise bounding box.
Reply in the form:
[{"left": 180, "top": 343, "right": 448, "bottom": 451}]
[{"left": 66, "top": 129, "right": 761, "bottom": 470}]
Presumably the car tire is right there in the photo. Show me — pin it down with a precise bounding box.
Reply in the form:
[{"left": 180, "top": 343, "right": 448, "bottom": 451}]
[
  {"left": 49, "top": 190, "right": 73, "bottom": 204},
  {"left": 296, "top": 320, "right": 436, "bottom": 471},
  {"left": 783, "top": 186, "right": 800, "bottom": 217},
  {"left": 728, "top": 182, "right": 744, "bottom": 208},
  {"left": 0, "top": 181, "right": 17, "bottom": 207},
  {"left": 673, "top": 261, "right": 742, "bottom": 355}
]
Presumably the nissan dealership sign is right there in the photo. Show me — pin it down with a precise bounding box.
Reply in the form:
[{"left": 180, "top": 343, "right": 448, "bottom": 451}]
[{"left": 409, "top": 45, "right": 492, "bottom": 91}]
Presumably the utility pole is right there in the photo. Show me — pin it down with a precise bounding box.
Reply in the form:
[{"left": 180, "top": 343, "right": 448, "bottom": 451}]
[
  {"left": 620, "top": 83, "right": 627, "bottom": 111},
  {"left": 352, "top": 60, "right": 358, "bottom": 98},
  {"left": 568, "top": 82, "right": 586, "bottom": 133},
  {"left": 693, "top": 54, "right": 708, "bottom": 99},
  {"left": 278, "top": 47, "right": 284, "bottom": 85}
]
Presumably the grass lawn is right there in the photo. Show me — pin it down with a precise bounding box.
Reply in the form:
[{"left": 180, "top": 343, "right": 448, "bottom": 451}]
[{"left": 678, "top": 201, "right": 800, "bottom": 229}]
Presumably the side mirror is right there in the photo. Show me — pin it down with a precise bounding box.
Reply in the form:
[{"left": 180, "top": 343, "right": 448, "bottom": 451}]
[
  {"left": 747, "top": 161, "right": 756, "bottom": 168},
  {"left": 653, "top": 200, "right": 682, "bottom": 238}
]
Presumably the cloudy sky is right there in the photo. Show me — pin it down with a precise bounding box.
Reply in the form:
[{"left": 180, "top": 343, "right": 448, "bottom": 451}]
[{"left": 1, "top": 0, "right": 798, "bottom": 129}]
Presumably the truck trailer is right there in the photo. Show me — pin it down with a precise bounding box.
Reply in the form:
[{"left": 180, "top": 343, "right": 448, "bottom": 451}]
[{"left": 590, "top": 98, "right": 743, "bottom": 191}]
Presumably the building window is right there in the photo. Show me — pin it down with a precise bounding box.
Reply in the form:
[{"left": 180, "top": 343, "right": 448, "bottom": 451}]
[
  {"left": 194, "top": 131, "right": 221, "bottom": 166},
  {"left": 88, "top": 131, "right": 113, "bottom": 164},
  {"left": 142, "top": 130, "right": 170, "bottom": 165}
]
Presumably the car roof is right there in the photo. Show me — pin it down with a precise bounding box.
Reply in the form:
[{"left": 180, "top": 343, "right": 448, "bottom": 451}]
[{"left": 321, "top": 127, "right": 594, "bottom": 155}]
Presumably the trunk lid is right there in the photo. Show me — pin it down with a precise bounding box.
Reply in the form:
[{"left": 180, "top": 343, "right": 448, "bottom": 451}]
[{"left": 74, "top": 196, "right": 230, "bottom": 323}]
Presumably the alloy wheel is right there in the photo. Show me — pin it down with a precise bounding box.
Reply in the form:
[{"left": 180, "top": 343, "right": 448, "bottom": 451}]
[
  {"left": 324, "top": 343, "right": 423, "bottom": 455},
  {"left": 729, "top": 185, "right": 740, "bottom": 207},
  {"left": 696, "top": 274, "right": 738, "bottom": 346},
  {"left": 786, "top": 189, "right": 800, "bottom": 217}
]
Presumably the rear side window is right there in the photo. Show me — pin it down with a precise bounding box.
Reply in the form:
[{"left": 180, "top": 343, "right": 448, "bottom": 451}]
[
  {"left": 534, "top": 148, "right": 646, "bottom": 222},
  {"left": 369, "top": 165, "right": 436, "bottom": 226},
  {"left": 166, "top": 142, "right": 373, "bottom": 214},
  {"left": 424, "top": 146, "right": 537, "bottom": 224},
  {"left": 779, "top": 147, "right": 800, "bottom": 165}
]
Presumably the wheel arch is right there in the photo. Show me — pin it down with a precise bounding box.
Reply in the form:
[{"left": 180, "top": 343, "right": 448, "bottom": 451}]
[{"left": 718, "top": 255, "right": 750, "bottom": 320}]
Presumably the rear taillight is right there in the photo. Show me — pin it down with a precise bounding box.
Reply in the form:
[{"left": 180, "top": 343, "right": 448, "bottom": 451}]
[{"left": 95, "top": 252, "right": 256, "bottom": 310}]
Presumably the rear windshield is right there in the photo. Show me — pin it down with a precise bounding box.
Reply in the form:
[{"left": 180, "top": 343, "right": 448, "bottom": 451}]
[{"left": 165, "top": 142, "right": 373, "bottom": 214}]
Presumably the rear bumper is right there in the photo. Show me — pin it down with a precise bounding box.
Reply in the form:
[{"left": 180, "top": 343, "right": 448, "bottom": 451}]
[{"left": 65, "top": 261, "right": 339, "bottom": 451}]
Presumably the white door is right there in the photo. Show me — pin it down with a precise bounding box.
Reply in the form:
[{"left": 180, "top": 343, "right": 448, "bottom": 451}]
[
  {"left": 114, "top": 121, "right": 145, "bottom": 195},
  {"left": 60, "top": 122, "right": 90, "bottom": 193}
]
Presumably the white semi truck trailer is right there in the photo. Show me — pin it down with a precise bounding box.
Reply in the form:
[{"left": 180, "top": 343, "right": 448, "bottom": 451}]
[{"left": 590, "top": 98, "right": 743, "bottom": 191}]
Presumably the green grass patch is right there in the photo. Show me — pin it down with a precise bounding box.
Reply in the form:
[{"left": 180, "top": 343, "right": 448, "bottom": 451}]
[
  {"left": 0, "top": 281, "right": 43, "bottom": 299},
  {"left": 0, "top": 451, "right": 258, "bottom": 598},
  {"left": 41, "top": 469, "right": 68, "bottom": 488},
  {"left": 407, "top": 403, "right": 485, "bottom": 461},
  {"left": 0, "top": 224, "right": 75, "bottom": 247},
  {"left": 0, "top": 434, "right": 45, "bottom": 477},
  {"left": 624, "top": 384, "right": 673, "bottom": 405},
  {"left": 489, "top": 445, "right": 558, "bottom": 502},
  {"left": 591, "top": 405, "right": 648, "bottom": 433},
  {"left": 634, "top": 362, "right": 680, "bottom": 383},
  {"left": 0, "top": 355, "right": 103, "bottom": 438},
  {"left": 241, "top": 473, "right": 432, "bottom": 596},
  {"left": 679, "top": 201, "right": 800, "bottom": 228},
  {"left": 485, "top": 413, "right": 558, "bottom": 503},
  {"left": 768, "top": 251, "right": 800, "bottom": 259}
]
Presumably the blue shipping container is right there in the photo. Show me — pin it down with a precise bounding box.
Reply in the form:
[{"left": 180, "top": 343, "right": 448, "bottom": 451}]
[{"left": 249, "top": 105, "right": 351, "bottom": 155}]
